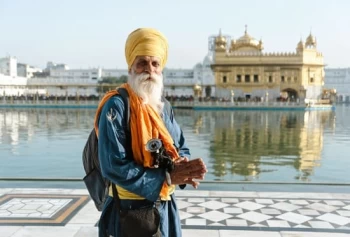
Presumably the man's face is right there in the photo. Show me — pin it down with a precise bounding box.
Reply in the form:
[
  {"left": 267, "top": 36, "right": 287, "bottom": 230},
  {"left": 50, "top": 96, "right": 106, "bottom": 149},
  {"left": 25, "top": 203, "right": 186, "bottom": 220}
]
[
  {"left": 127, "top": 55, "right": 164, "bottom": 109},
  {"left": 130, "top": 56, "right": 162, "bottom": 76}
]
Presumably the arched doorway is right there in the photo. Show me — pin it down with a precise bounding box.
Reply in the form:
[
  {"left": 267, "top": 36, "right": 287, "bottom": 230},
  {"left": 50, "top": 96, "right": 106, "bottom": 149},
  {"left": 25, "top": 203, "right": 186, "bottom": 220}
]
[
  {"left": 281, "top": 88, "right": 298, "bottom": 101},
  {"left": 205, "top": 86, "right": 212, "bottom": 98}
]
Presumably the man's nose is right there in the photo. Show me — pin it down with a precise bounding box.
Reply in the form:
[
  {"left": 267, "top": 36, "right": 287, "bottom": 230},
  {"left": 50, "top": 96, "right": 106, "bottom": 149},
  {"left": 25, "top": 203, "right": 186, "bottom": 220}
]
[{"left": 144, "top": 62, "right": 154, "bottom": 73}]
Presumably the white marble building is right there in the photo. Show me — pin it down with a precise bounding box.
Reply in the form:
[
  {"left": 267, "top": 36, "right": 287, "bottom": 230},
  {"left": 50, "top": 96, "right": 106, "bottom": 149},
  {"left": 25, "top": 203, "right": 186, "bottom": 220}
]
[
  {"left": 17, "top": 63, "right": 42, "bottom": 78},
  {"left": 0, "top": 56, "right": 29, "bottom": 96},
  {"left": 0, "top": 56, "right": 18, "bottom": 77},
  {"left": 324, "top": 68, "right": 350, "bottom": 103},
  {"left": 0, "top": 55, "right": 216, "bottom": 98},
  {"left": 163, "top": 55, "right": 216, "bottom": 97}
]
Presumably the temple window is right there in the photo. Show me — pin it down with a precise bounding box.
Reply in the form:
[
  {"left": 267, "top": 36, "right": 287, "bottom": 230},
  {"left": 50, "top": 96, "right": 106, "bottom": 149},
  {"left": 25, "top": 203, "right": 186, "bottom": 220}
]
[
  {"left": 253, "top": 75, "right": 259, "bottom": 83},
  {"left": 236, "top": 74, "right": 242, "bottom": 83},
  {"left": 281, "top": 76, "right": 285, "bottom": 83},
  {"left": 310, "top": 77, "right": 314, "bottom": 83},
  {"left": 223, "top": 76, "right": 227, "bottom": 83},
  {"left": 245, "top": 75, "right": 250, "bottom": 82},
  {"left": 269, "top": 76, "right": 273, "bottom": 83}
]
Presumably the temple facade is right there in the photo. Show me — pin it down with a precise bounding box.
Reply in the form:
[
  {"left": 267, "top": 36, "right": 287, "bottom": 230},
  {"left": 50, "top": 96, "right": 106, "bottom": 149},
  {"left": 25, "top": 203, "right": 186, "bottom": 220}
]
[{"left": 210, "top": 26, "right": 326, "bottom": 102}]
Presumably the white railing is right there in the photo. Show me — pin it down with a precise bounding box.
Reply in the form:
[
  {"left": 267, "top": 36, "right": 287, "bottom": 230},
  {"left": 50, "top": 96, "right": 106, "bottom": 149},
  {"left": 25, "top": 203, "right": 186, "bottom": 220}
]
[{"left": 172, "top": 101, "right": 305, "bottom": 108}]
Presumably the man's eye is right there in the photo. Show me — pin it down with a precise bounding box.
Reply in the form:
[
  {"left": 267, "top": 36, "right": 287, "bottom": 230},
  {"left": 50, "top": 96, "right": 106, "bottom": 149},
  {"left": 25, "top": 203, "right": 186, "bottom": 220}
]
[{"left": 138, "top": 61, "right": 146, "bottom": 67}]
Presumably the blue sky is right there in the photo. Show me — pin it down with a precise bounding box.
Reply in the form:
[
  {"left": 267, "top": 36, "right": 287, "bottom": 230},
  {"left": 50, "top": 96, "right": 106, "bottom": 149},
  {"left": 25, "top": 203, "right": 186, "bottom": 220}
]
[{"left": 0, "top": 0, "right": 349, "bottom": 69}]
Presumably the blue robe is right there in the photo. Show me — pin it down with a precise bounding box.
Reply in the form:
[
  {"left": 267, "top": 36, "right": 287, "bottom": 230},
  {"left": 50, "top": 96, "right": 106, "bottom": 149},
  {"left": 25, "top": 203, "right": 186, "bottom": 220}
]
[{"left": 97, "top": 95, "right": 190, "bottom": 237}]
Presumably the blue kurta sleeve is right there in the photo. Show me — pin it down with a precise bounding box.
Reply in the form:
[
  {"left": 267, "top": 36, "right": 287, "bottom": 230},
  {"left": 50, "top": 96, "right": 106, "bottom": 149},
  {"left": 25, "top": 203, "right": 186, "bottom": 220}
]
[{"left": 98, "top": 96, "right": 165, "bottom": 202}]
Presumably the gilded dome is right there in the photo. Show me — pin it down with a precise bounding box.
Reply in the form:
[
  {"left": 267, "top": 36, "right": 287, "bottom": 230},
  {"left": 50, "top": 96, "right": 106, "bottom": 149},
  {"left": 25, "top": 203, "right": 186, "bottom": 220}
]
[
  {"left": 306, "top": 33, "right": 316, "bottom": 44},
  {"left": 215, "top": 29, "right": 226, "bottom": 51},
  {"left": 305, "top": 32, "right": 317, "bottom": 48},
  {"left": 236, "top": 31, "right": 259, "bottom": 46},
  {"left": 215, "top": 29, "right": 226, "bottom": 43},
  {"left": 297, "top": 39, "right": 304, "bottom": 48},
  {"left": 296, "top": 38, "right": 304, "bottom": 53},
  {"left": 230, "top": 26, "right": 262, "bottom": 52}
]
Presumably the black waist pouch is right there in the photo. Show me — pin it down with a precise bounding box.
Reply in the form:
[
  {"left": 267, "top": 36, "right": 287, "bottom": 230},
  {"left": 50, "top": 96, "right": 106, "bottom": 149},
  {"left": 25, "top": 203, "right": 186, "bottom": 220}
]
[{"left": 119, "top": 205, "right": 161, "bottom": 237}]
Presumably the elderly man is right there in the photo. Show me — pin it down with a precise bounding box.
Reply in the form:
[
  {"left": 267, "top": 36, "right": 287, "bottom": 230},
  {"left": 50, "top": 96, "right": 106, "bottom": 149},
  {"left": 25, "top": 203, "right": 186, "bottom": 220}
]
[{"left": 96, "top": 28, "right": 207, "bottom": 237}]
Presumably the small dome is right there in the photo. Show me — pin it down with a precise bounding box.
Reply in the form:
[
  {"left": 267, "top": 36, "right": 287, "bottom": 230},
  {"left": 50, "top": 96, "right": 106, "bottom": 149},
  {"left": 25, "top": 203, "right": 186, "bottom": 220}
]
[
  {"left": 306, "top": 33, "right": 316, "bottom": 44},
  {"left": 305, "top": 32, "right": 317, "bottom": 48},
  {"left": 215, "top": 29, "right": 226, "bottom": 51},
  {"left": 297, "top": 39, "right": 304, "bottom": 48},
  {"left": 215, "top": 29, "right": 226, "bottom": 44},
  {"left": 194, "top": 62, "right": 202, "bottom": 69},
  {"left": 203, "top": 54, "right": 213, "bottom": 66},
  {"left": 296, "top": 38, "right": 304, "bottom": 53}
]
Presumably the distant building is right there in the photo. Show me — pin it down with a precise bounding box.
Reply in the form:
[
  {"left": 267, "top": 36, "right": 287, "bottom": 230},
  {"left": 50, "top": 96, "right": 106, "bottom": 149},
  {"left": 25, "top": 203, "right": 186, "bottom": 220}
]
[
  {"left": 0, "top": 56, "right": 18, "bottom": 77},
  {"left": 17, "top": 63, "right": 42, "bottom": 78},
  {"left": 163, "top": 55, "right": 216, "bottom": 97},
  {"left": 0, "top": 56, "right": 27, "bottom": 96},
  {"left": 324, "top": 68, "right": 350, "bottom": 103},
  {"left": 25, "top": 58, "right": 214, "bottom": 97},
  {"left": 28, "top": 62, "right": 102, "bottom": 96},
  {"left": 102, "top": 69, "right": 128, "bottom": 78},
  {"left": 210, "top": 26, "right": 326, "bottom": 102}
]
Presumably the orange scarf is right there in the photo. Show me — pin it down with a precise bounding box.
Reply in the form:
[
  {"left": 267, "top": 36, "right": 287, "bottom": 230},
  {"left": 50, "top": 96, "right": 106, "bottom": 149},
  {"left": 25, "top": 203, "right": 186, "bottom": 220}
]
[{"left": 94, "top": 83, "right": 178, "bottom": 199}]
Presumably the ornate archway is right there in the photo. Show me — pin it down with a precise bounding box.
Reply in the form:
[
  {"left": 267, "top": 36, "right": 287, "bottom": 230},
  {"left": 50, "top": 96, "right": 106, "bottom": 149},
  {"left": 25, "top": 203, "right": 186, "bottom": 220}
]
[{"left": 281, "top": 88, "right": 298, "bottom": 101}]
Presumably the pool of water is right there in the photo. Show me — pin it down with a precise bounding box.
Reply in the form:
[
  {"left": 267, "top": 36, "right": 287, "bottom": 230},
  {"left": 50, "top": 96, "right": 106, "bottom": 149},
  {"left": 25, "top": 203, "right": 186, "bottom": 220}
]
[{"left": 0, "top": 105, "right": 349, "bottom": 188}]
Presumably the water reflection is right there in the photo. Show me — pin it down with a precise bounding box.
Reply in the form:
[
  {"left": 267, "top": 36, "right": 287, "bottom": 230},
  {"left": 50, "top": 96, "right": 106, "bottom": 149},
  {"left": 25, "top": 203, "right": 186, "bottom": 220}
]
[
  {"left": 0, "top": 108, "right": 95, "bottom": 153},
  {"left": 0, "top": 107, "right": 345, "bottom": 183},
  {"left": 174, "top": 109, "right": 336, "bottom": 182}
]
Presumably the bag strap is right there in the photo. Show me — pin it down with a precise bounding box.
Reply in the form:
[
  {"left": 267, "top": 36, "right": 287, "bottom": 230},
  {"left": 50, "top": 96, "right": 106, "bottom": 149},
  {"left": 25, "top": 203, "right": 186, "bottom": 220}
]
[
  {"left": 111, "top": 87, "right": 129, "bottom": 212},
  {"left": 117, "top": 87, "right": 130, "bottom": 131}
]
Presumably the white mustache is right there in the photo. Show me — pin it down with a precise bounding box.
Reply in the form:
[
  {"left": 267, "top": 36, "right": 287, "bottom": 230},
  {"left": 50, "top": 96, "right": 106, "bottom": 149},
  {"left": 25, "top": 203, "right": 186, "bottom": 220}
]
[{"left": 137, "top": 73, "right": 161, "bottom": 83}]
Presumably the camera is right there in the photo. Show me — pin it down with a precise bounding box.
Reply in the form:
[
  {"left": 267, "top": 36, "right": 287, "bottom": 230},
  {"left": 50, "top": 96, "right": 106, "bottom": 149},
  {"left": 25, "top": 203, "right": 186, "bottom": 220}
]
[{"left": 145, "top": 139, "right": 175, "bottom": 173}]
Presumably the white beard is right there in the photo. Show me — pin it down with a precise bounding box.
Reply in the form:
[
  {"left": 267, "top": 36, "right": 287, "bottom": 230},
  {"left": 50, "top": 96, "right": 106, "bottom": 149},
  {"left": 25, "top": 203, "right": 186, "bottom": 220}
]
[{"left": 128, "top": 71, "right": 164, "bottom": 114}]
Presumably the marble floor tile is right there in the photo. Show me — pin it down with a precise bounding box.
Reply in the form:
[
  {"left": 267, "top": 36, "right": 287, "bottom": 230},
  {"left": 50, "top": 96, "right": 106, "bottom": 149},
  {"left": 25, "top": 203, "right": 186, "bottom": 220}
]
[
  {"left": 73, "top": 227, "right": 98, "bottom": 237},
  {"left": 276, "top": 212, "right": 312, "bottom": 224},
  {"left": 308, "top": 221, "right": 334, "bottom": 229},
  {"left": 269, "top": 202, "right": 301, "bottom": 212},
  {"left": 220, "top": 230, "right": 282, "bottom": 237},
  {"left": 267, "top": 220, "right": 291, "bottom": 228},
  {"left": 308, "top": 202, "right": 339, "bottom": 213},
  {"left": 317, "top": 213, "right": 350, "bottom": 226},
  {"left": 281, "top": 231, "right": 350, "bottom": 237},
  {"left": 198, "top": 210, "right": 232, "bottom": 222},
  {"left": 198, "top": 200, "right": 229, "bottom": 210},
  {"left": 182, "top": 229, "right": 220, "bottom": 237},
  {"left": 226, "top": 218, "right": 248, "bottom": 226},
  {"left": 10, "top": 226, "right": 80, "bottom": 237},
  {"left": 237, "top": 211, "right": 272, "bottom": 223},
  {"left": 0, "top": 226, "right": 22, "bottom": 237},
  {"left": 234, "top": 201, "right": 265, "bottom": 211}
]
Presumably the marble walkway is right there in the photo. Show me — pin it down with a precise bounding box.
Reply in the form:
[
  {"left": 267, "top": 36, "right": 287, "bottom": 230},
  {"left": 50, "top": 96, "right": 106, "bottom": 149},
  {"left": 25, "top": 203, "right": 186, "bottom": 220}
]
[{"left": 1, "top": 188, "right": 350, "bottom": 237}]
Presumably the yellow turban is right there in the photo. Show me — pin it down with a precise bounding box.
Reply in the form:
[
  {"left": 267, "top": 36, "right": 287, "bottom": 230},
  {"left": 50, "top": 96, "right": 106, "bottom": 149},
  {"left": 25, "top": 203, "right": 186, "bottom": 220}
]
[{"left": 125, "top": 28, "right": 168, "bottom": 70}]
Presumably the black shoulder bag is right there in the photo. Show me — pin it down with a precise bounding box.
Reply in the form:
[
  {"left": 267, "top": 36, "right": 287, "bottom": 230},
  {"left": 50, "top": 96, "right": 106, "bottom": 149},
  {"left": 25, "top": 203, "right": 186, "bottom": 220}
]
[{"left": 112, "top": 185, "right": 161, "bottom": 237}]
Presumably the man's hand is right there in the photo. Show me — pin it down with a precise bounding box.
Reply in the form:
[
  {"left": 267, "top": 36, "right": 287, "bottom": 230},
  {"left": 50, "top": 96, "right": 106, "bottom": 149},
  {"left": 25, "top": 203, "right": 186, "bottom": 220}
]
[{"left": 170, "top": 158, "right": 207, "bottom": 189}]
